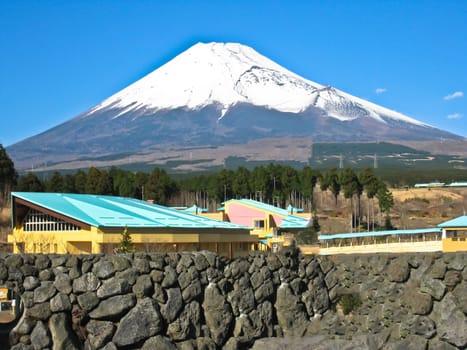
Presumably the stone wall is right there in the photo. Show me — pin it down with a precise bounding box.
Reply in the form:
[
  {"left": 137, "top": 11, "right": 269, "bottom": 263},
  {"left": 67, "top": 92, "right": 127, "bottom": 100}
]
[{"left": 0, "top": 250, "right": 465, "bottom": 350}]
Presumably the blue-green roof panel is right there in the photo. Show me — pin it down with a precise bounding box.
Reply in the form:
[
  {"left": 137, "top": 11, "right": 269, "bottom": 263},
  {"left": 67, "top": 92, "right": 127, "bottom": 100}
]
[
  {"left": 12, "top": 192, "right": 249, "bottom": 230},
  {"left": 438, "top": 216, "right": 467, "bottom": 228}
]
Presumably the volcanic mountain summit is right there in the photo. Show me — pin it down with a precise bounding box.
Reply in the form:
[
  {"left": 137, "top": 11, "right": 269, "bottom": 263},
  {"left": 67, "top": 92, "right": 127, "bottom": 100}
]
[{"left": 7, "top": 42, "right": 462, "bottom": 171}]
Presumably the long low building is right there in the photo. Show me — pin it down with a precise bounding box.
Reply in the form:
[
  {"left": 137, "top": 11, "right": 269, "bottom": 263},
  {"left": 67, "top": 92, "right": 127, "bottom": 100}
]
[
  {"left": 8, "top": 192, "right": 258, "bottom": 258},
  {"left": 319, "top": 215, "right": 467, "bottom": 255}
]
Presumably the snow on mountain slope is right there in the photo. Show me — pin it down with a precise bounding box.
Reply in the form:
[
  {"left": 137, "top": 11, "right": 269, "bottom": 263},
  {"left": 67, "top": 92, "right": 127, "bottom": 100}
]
[{"left": 86, "top": 42, "right": 428, "bottom": 127}]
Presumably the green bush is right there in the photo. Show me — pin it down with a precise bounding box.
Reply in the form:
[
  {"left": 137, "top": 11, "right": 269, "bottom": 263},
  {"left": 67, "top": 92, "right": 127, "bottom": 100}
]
[{"left": 339, "top": 293, "right": 362, "bottom": 315}]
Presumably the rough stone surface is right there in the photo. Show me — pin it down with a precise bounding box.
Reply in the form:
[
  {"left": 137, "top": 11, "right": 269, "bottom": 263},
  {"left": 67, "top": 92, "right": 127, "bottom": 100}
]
[
  {"left": 88, "top": 294, "right": 136, "bottom": 320},
  {"left": 30, "top": 321, "right": 51, "bottom": 350},
  {"left": 1, "top": 252, "right": 466, "bottom": 350},
  {"left": 49, "top": 312, "right": 80, "bottom": 350},
  {"left": 112, "top": 297, "right": 162, "bottom": 347},
  {"left": 86, "top": 320, "right": 115, "bottom": 349}
]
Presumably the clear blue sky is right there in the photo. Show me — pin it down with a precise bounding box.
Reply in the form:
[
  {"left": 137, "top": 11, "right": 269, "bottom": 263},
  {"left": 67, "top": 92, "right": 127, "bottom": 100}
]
[{"left": 1, "top": 0, "right": 466, "bottom": 147}]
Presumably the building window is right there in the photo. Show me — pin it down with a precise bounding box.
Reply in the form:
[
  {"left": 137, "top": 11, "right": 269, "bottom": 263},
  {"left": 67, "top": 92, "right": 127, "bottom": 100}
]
[
  {"left": 23, "top": 209, "right": 80, "bottom": 232},
  {"left": 254, "top": 220, "right": 265, "bottom": 229}
]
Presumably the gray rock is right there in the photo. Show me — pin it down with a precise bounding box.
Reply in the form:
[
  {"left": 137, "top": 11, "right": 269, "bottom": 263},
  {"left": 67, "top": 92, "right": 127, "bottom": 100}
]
[
  {"left": 108, "top": 255, "right": 131, "bottom": 271},
  {"left": 68, "top": 265, "right": 81, "bottom": 280},
  {"left": 10, "top": 344, "right": 34, "bottom": 350},
  {"left": 115, "top": 267, "right": 139, "bottom": 285},
  {"left": 30, "top": 321, "right": 51, "bottom": 350},
  {"left": 134, "top": 257, "right": 151, "bottom": 274},
  {"left": 254, "top": 280, "right": 275, "bottom": 304},
  {"left": 383, "top": 335, "right": 427, "bottom": 350},
  {"left": 409, "top": 315, "right": 436, "bottom": 339},
  {"left": 23, "top": 276, "right": 40, "bottom": 291},
  {"left": 99, "top": 342, "right": 117, "bottom": 350},
  {"left": 427, "top": 258, "right": 447, "bottom": 279},
  {"left": 153, "top": 283, "right": 167, "bottom": 303},
  {"left": 50, "top": 255, "right": 67, "bottom": 268},
  {"left": 89, "top": 294, "right": 136, "bottom": 320},
  {"left": 402, "top": 290, "right": 433, "bottom": 315},
  {"left": 34, "top": 255, "right": 49, "bottom": 270},
  {"left": 202, "top": 283, "right": 233, "bottom": 346},
  {"left": 451, "top": 281, "right": 467, "bottom": 314},
  {"left": 428, "top": 339, "right": 458, "bottom": 350},
  {"left": 49, "top": 312, "right": 81, "bottom": 350},
  {"left": 86, "top": 320, "right": 115, "bottom": 349},
  {"left": 324, "top": 270, "right": 338, "bottom": 290},
  {"left": 162, "top": 265, "right": 178, "bottom": 288},
  {"left": 275, "top": 283, "right": 309, "bottom": 336},
  {"left": 53, "top": 273, "right": 72, "bottom": 294},
  {"left": 25, "top": 302, "right": 51, "bottom": 321},
  {"left": 112, "top": 297, "right": 163, "bottom": 347},
  {"left": 65, "top": 255, "right": 80, "bottom": 268},
  {"left": 149, "top": 253, "right": 166, "bottom": 270},
  {"left": 265, "top": 255, "right": 282, "bottom": 271},
  {"left": 72, "top": 272, "right": 101, "bottom": 294},
  {"left": 444, "top": 270, "right": 461, "bottom": 289},
  {"left": 182, "top": 280, "right": 202, "bottom": 302},
  {"left": 177, "top": 254, "right": 193, "bottom": 272},
  {"left": 443, "top": 253, "right": 465, "bottom": 271},
  {"left": 228, "top": 276, "right": 255, "bottom": 316},
  {"left": 81, "top": 260, "right": 93, "bottom": 273},
  {"left": 194, "top": 253, "right": 210, "bottom": 271},
  {"left": 93, "top": 259, "right": 116, "bottom": 279},
  {"left": 386, "top": 257, "right": 411, "bottom": 282},
  {"left": 96, "top": 277, "right": 130, "bottom": 299},
  {"left": 302, "top": 277, "right": 329, "bottom": 315},
  {"left": 150, "top": 269, "right": 164, "bottom": 283},
  {"left": 38, "top": 269, "right": 53, "bottom": 281},
  {"left": 250, "top": 270, "right": 265, "bottom": 290},
  {"left": 142, "top": 335, "right": 177, "bottom": 350},
  {"left": 420, "top": 277, "right": 446, "bottom": 300},
  {"left": 133, "top": 274, "right": 154, "bottom": 298},
  {"left": 167, "top": 301, "right": 201, "bottom": 341},
  {"left": 33, "top": 281, "right": 56, "bottom": 303},
  {"left": 50, "top": 293, "right": 71, "bottom": 312},
  {"left": 178, "top": 266, "right": 198, "bottom": 290},
  {"left": 77, "top": 291, "right": 100, "bottom": 311},
  {"left": 161, "top": 287, "right": 183, "bottom": 323},
  {"left": 14, "top": 316, "right": 36, "bottom": 335},
  {"left": 432, "top": 293, "right": 467, "bottom": 348},
  {"left": 0, "top": 263, "right": 8, "bottom": 281}
]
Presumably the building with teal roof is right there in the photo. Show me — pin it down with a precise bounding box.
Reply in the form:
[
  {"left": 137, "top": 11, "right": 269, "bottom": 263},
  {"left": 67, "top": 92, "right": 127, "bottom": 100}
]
[
  {"left": 218, "top": 198, "right": 311, "bottom": 252},
  {"left": 9, "top": 192, "right": 258, "bottom": 257},
  {"left": 318, "top": 215, "right": 467, "bottom": 255}
]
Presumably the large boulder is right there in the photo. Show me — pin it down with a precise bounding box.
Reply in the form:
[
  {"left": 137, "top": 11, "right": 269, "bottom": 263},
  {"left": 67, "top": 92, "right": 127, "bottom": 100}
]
[
  {"left": 202, "top": 283, "right": 233, "bottom": 346},
  {"left": 112, "top": 298, "right": 163, "bottom": 347},
  {"left": 49, "top": 312, "right": 81, "bottom": 350},
  {"left": 88, "top": 294, "right": 136, "bottom": 320}
]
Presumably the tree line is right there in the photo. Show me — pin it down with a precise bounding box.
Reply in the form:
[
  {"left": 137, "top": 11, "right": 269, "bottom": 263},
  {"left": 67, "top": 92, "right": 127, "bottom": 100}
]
[{"left": 1, "top": 144, "right": 394, "bottom": 230}]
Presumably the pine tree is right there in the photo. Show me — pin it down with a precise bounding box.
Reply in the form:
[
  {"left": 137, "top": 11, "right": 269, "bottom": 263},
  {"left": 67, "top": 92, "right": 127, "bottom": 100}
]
[{"left": 118, "top": 226, "right": 135, "bottom": 253}]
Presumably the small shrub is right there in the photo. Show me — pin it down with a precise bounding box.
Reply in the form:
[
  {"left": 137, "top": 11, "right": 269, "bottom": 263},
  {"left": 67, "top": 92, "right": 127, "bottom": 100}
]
[{"left": 339, "top": 293, "right": 362, "bottom": 315}]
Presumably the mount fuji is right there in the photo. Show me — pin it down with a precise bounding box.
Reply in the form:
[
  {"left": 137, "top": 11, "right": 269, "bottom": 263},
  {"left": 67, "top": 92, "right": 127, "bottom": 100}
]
[{"left": 7, "top": 42, "right": 462, "bottom": 171}]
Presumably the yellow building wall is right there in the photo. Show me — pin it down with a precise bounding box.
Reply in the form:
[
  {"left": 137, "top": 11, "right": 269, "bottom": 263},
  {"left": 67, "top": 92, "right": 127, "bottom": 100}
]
[
  {"left": 319, "top": 240, "right": 443, "bottom": 255},
  {"left": 442, "top": 238, "right": 467, "bottom": 252},
  {"left": 8, "top": 225, "right": 258, "bottom": 258}
]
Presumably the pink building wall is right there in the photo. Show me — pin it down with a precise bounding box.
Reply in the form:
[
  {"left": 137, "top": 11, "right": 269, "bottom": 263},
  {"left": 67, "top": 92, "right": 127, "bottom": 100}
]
[{"left": 226, "top": 203, "right": 284, "bottom": 227}]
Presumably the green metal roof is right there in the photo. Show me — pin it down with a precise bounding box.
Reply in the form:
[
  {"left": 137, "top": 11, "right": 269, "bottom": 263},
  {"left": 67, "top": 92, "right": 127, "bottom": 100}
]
[
  {"left": 319, "top": 227, "right": 442, "bottom": 240},
  {"left": 12, "top": 192, "right": 249, "bottom": 230},
  {"left": 438, "top": 215, "right": 467, "bottom": 228},
  {"left": 224, "top": 199, "right": 310, "bottom": 229}
]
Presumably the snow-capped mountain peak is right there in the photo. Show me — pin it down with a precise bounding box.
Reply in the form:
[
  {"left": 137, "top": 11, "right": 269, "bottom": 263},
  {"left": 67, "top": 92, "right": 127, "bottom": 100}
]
[{"left": 87, "top": 41, "right": 426, "bottom": 127}]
